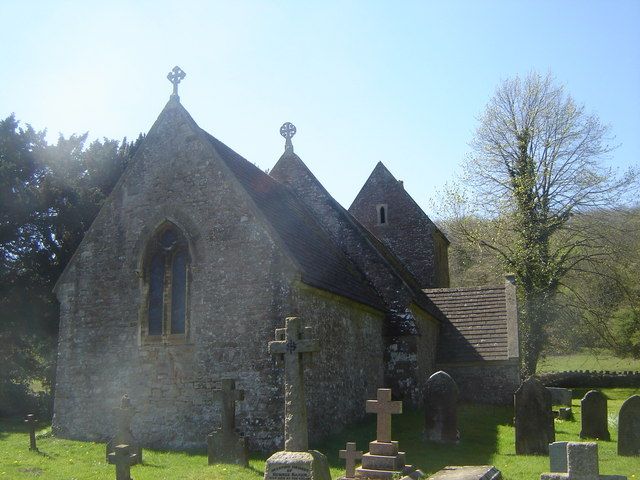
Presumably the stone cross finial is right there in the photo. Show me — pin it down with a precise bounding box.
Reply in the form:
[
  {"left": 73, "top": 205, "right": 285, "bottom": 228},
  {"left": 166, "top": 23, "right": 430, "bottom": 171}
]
[
  {"left": 366, "top": 388, "right": 403, "bottom": 443},
  {"left": 108, "top": 444, "right": 138, "bottom": 480},
  {"left": 213, "top": 379, "right": 245, "bottom": 433},
  {"left": 25, "top": 414, "right": 37, "bottom": 451},
  {"left": 268, "top": 316, "right": 319, "bottom": 452},
  {"left": 167, "top": 66, "right": 186, "bottom": 98},
  {"left": 339, "top": 442, "right": 363, "bottom": 478},
  {"left": 280, "top": 122, "right": 297, "bottom": 153}
]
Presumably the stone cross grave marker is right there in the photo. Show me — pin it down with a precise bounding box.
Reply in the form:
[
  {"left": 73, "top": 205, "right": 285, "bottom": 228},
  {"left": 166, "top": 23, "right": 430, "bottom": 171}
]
[
  {"left": 166, "top": 66, "right": 186, "bottom": 98},
  {"left": 207, "top": 379, "right": 248, "bottom": 466},
  {"left": 339, "top": 442, "right": 363, "bottom": 479},
  {"left": 540, "top": 442, "right": 627, "bottom": 480},
  {"left": 268, "top": 316, "right": 318, "bottom": 452},
  {"left": 106, "top": 395, "right": 142, "bottom": 464},
  {"left": 579, "top": 390, "right": 610, "bottom": 441},
  {"left": 25, "top": 414, "right": 37, "bottom": 451},
  {"left": 108, "top": 444, "right": 138, "bottom": 480},
  {"left": 424, "top": 370, "right": 459, "bottom": 443},
  {"left": 514, "top": 377, "right": 555, "bottom": 455},
  {"left": 366, "top": 388, "right": 402, "bottom": 443},
  {"left": 618, "top": 394, "right": 640, "bottom": 456}
]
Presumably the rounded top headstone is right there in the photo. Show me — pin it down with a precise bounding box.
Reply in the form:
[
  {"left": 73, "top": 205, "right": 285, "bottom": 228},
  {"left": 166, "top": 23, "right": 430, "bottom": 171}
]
[{"left": 425, "top": 370, "right": 459, "bottom": 396}]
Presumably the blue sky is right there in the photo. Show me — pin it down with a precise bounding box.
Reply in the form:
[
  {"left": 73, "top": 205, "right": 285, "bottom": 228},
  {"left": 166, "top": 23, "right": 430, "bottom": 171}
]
[{"left": 1, "top": 1, "right": 639, "bottom": 214}]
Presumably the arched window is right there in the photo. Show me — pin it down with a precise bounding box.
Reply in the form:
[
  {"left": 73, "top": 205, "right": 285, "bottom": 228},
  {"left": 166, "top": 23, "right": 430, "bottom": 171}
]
[
  {"left": 144, "top": 224, "right": 189, "bottom": 339},
  {"left": 377, "top": 204, "right": 388, "bottom": 225}
]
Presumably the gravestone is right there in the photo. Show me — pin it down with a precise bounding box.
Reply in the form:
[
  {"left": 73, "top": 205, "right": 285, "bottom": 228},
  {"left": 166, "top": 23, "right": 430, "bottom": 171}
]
[
  {"left": 579, "top": 390, "right": 610, "bottom": 441},
  {"left": 549, "top": 442, "right": 568, "bottom": 473},
  {"left": 207, "top": 379, "right": 248, "bottom": 466},
  {"left": 547, "top": 388, "right": 573, "bottom": 407},
  {"left": 617, "top": 394, "right": 640, "bottom": 456},
  {"left": 514, "top": 377, "right": 555, "bottom": 455},
  {"left": 424, "top": 371, "right": 459, "bottom": 443},
  {"left": 558, "top": 408, "right": 572, "bottom": 421},
  {"left": 106, "top": 395, "right": 142, "bottom": 464},
  {"left": 540, "top": 442, "right": 626, "bottom": 480},
  {"left": 263, "top": 317, "right": 331, "bottom": 480},
  {"left": 25, "top": 414, "right": 37, "bottom": 451},
  {"left": 427, "top": 466, "right": 501, "bottom": 480},
  {"left": 108, "top": 444, "right": 138, "bottom": 480},
  {"left": 354, "top": 388, "right": 424, "bottom": 479},
  {"left": 338, "top": 442, "right": 363, "bottom": 479}
]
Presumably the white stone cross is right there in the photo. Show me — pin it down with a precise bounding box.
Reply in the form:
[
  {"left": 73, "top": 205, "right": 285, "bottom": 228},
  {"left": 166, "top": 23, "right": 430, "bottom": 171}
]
[
  {"left": 167, "top": 66, "right": 186, "bottom": 98},
  {"left": 339, "top": 442, "right": 363, "bottom": 478},
  {"left": 366, "top": 388, "right": 402, "bottom": 443},
  {"left": 268, "top": 316, "right": 318, "bottom": 452}
]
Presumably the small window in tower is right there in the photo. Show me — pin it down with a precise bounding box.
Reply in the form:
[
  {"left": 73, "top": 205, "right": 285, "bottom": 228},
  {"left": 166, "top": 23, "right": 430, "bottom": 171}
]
[{"left": 377, "top": 204, "right": 388, "bottom": 225}]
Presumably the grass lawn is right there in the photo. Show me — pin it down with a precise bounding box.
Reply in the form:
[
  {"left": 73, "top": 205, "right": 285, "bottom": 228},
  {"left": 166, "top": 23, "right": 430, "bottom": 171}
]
[
  {"left": 538, "top": 349, "right": 640, "bottom": 373},
  {"left": 1, "top": 388, "right": 638, "bottom": 479}
]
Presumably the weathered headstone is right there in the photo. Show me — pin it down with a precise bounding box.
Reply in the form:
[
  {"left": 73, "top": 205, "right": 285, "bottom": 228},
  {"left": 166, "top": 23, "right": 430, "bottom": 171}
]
[
  {"left": 207, "top": 379, "right": 248, "bottom": 466},
  {"left": 108, "top": 444, "right": 138, "bottom": 480},
  {"left": 339, "top": 442, "right": 363, "bottom": 479},
  {"left": 514, "top": 377, "right": 555, "bottom": 455},
  {"left": 354, "top": 388, "right": 424, "bottom": 479},
  {"left": 424, "top": 371, "right": 459, "bottom": 443},
  {"left": 540, "top": 442, "right": 626, "bottom": 480},
  {"left": 263, "top": 317, "right": 331, "bottom": 480},
  {"left": 426, "top": 466, "right": 501, "bottom": 480},
  {"left": 579, "top": 390, "right": 610, "bottom": 441},
  {"left": 25, "top": 414, "right": 37, "bottom": 451},
  {"left": 558, "top": 408, "right": 573, "bottom": 421},
  {"left": 549, "top": 442, "right": 568, "bottom": 473},
  {"left": 106, "top": 395, "right": 142, "bottom": 464},
  {"left": 617, "top": 394, "right": 640, "bottom": 456},
  {"left": 547, "top": 388, "right": 573, "bottom": 407}
]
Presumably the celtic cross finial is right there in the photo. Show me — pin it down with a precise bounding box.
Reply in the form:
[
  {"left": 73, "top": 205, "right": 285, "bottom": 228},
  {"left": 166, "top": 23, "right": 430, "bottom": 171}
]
[
  {"left": 167, "top": 66, "right": 186, "bottom": 99},
  {"left": 280, "top": 122, "right": 297, "bottom": 153}
]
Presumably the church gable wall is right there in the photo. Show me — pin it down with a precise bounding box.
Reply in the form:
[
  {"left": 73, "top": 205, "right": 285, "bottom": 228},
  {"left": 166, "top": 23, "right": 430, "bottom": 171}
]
[{"left": 52, "top": 103, "right": 300, "bottom": 451}]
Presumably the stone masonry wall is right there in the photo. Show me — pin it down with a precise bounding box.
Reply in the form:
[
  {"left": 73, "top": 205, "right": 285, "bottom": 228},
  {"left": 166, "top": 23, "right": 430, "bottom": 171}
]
[
  {"left": 53, "top": 101, "right": 300, "bottom": 451},
  {"left": 437, "top": 361, "right": 521, "bottom": 405},
  {"left": 286, "top": 285, "right": 385, "bottom": 447}
]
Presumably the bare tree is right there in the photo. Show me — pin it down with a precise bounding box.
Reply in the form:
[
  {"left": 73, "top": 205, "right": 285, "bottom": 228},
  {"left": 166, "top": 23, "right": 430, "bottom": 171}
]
[{"left": 445, "top": 72, "right": 638, "bottom": 376}]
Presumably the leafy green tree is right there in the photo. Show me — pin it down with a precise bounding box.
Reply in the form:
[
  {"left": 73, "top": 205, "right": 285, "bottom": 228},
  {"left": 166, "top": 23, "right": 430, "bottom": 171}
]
[
  {"left": 0, "top": 115, "right": 142, "bottom": 415},
  {"left": 443, "top": 72, "right": 638, "bottom": 376}
]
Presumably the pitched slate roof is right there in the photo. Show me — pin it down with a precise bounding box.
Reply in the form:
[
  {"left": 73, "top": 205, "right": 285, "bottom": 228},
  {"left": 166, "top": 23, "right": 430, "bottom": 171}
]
[
  {"left": 425, "top": 286, "right": 510, "bottom": 362},
  {"left": 201, "top": 131, "right": 385, "bottom": 311},
  {"left": 270, "top": 150, "right": 445, "bottom": 325}
]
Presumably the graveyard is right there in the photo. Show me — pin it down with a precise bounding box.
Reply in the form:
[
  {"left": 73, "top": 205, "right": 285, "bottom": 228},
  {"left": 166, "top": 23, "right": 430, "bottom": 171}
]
[{"left": 1, "top": 387, "right": 637, "bottom": 479}]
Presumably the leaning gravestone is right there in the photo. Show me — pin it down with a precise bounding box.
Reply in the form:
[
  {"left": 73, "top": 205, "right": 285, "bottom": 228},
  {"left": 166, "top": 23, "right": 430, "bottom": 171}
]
[
  {"left": 106, "top": 395, "right": 142, "bottom": 464},
  {"left": 263, "top": 317, "right": 331, "bottom": 480},
  {"left": 579, "top": 390, "right": 610, "bottom": 441},
  {"left": 539, "top": 442, "right": 626, "bottom": 480},
  {"left": 514, "top": 377, "right": 555, "bottom": 454},
  {"left": 547, "top": 388, "right": 573, "bottom": 407},
  {"left": 424, "top": 371, "right": 459, "bottom": 443},
  {"left": 207, "top": 379, "right": 248, "bottom": 466},
  {"left": 617, "top": 394, "right": 640, "bottom": 456}
]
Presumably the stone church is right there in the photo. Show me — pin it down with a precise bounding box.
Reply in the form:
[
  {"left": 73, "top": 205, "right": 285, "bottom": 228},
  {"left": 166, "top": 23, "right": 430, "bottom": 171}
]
[{"left": 52, "top": 73, "right": 520, "bottom": 452}]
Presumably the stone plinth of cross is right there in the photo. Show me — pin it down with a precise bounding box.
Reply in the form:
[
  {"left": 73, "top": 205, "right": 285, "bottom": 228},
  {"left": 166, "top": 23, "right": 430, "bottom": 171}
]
[
  {"left": 339, "top": 442, "right": 363, "bottom": 478},
  {"left": 366, "top": 389, "right": 402, "bottom": 443},
  {"left": 214, "top": 379, "right": 244, "bottom": 435},
  {"left": 166, "top": 66, "right": 186, "bottom": 99},
  {"left": 108, "top": 444, "right": 138, "bottom": 480},
  {"left": 268, "top": 316, "right": 319, "bottom": 452},
  {"left": 25, "top": 414, "right": 37, "bottom": 451}
]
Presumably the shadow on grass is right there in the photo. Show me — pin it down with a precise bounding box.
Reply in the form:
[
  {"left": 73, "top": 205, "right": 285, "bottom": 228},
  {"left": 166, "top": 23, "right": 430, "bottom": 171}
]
[{"left": 313, "top": 403, "right": 511, "bottom": 475}]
